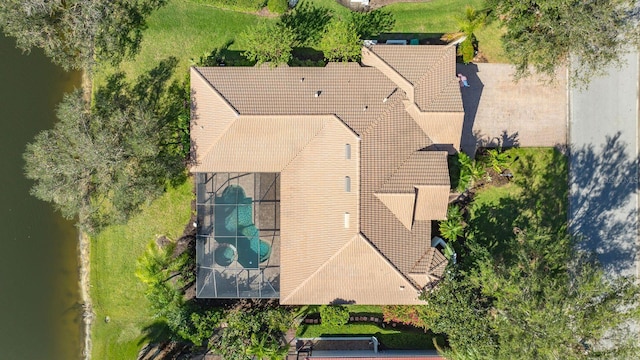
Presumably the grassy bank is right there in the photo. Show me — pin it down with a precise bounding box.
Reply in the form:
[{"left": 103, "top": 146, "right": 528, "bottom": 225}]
[
  {"left": 94, "top": 0, "right": 271, "bottom": 84},
  {"left": 90, "top": 179, "right": 193, "bottom": 359}
]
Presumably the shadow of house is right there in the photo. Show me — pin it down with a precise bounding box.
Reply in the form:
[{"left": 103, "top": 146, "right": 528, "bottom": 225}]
[
  {"left": 456, "top": 63, "right": 484, "bottom": 155},
  {"left": 569, "top": 132, "right": 639, "bottom": 276}
]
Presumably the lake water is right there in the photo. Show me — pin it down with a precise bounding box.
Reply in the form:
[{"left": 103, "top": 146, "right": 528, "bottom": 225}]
[{"left": 0, "top": 35, "right": 82, "bottom": 359}]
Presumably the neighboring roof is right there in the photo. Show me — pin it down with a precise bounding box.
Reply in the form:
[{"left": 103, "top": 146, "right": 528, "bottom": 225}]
[{"left": 191, "top": 45, "right": 463, "bottom": 304}]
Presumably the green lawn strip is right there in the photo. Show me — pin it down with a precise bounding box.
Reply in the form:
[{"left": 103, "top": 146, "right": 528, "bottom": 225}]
[
  {"left": 94, "top": 0, "right": 271, "bottom": 85},
  {"left": 90, "top": 179, "right": 193, "bottom": 360},
  {"left": 297, "top": 323, "right": 438, "bottom": 350}
]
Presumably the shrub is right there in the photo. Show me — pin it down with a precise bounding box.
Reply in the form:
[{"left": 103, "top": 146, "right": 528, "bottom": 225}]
[
  {"left": 382, "top": 305, "right": 428, "bottom": 329},
  {"left": 319, "top": 305, "right": 350, "bottom": 326},
  {"left": 459, "top": 37, "right": 474, "bottom": 64},
  {"left": 439, "top": 206, "right": 466, "bottom": 242},
  {"left": 483, "top": 147, "right": 513, "bottom": 173},
  {"left": 268, "top": 0, "right": 289, "bottom": 14}
]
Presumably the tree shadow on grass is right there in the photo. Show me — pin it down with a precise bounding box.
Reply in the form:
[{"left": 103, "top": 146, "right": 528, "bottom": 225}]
[
  {"left": 465, "top": 148, "right": 568, "bottom": 265},
  {"left": 569, "top": 132, "right": 639, "bottom": 276}
]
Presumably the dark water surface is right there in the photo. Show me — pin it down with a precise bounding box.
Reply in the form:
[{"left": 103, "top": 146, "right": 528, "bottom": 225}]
[{"left": 0, "top": 35, "right": 82, "bottom": 359}]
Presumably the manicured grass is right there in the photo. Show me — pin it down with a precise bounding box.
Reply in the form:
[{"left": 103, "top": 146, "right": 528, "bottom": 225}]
[
  {"left": 90, "top": 179, "right": 194, "bottom": 360},
  {"left": 386, "top": 0, "right": 507, "bottom": 63},
  {"left": 297, "top": 323, "right": 439, "bottom": 350},
  {"left": 94, "top": 0, "right": 272, "bottom": 84},
  {"left": 95, "top": 0, "right": 507, "bottom": 87}
]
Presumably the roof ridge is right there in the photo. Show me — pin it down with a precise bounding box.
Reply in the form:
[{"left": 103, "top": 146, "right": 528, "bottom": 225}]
[
  {"left": 377, "top": 150, "right": 422, "bottom": 194},
  {"left": 368, "top": 46, "right": 414, "bottom": 85},
  {"left": 358, "top": 232, "right": 424, "bottom": 291},
  {"left": 413, "top": 50, "right": 454, "bottom": 111},
  {"left": 192, "top": 67, "right": 240, "bottom": 115},
  {"left": 280, "top": 117, "right": 332, "bottom": 171},
  {"left": 281, "top": 234, "right": 361, "bottom": 304},
  {"left": 362, "top": 91, "right": 404, "bottom": 136},
  {"left": 410, "top": 247, "right": 435, "bottom": 274}
]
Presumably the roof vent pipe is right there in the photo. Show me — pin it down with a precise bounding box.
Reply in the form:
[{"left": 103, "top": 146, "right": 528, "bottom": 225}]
[
  {"left": 363, "top": 105, "right": 368, "bottom": 111},
  {"left": 300, "top": 77, "right": 304, "bottom": 82},
  {"left": 315, "top": 91, "right": 321, "bottom": 97}
]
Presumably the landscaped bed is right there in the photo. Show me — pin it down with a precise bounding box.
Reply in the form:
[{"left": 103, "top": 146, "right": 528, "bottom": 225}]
[{"left": 297, "top": 322, "right": 441, "bottom": 350}]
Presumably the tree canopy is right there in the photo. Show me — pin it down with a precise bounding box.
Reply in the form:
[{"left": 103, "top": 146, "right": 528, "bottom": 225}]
[
  {"left": 319, "top": 19, "right": 361, "bottom": 62},
  {"left": 487, "top": 0, "right": 640, "bottom": 85},
  {"left": 24, "top": 58, "right": 189, "bottom": 233},
  {"left": 239, "top": 21, "right": 296, "bottom": 66},
  {"left": 420, "top": 150, "right": 640, "bottom": 359},
  {"left": 0, "top": 0, "right": 167, "bottom": 70}
]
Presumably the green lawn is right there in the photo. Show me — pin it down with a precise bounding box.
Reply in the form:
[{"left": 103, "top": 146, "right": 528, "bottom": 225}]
[
  {"left": 470, "top": 147, "right": 568, "bottom": 239},
  {"left": 94, "top": 0, "right": 272, "bottom": 85},
  {"left": 90, "top": 179, "right": 194, "bottom": 360},
  {"left": 95, "top": 0, "right": 506, "bottom": 87},
  {"left": 297, "top": 323, "right": 439, "bottom": 350},
  {"left": 386, "top": 0, "right": 507, "bottom": 63}
]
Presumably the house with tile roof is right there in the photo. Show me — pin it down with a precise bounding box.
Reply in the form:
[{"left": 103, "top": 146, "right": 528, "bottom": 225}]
[{"left": 191, "top": 44, "right": 464, "bottom": 305}]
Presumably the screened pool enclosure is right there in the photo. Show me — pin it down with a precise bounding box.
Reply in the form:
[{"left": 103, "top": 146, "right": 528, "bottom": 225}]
[{"left": 195, "top": 173, "right": 280, "bottom": 298}]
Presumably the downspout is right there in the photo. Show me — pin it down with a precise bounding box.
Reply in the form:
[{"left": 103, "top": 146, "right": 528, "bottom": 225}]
[{"left": 371, "top": 336, "right": 379, "bottom": 354}]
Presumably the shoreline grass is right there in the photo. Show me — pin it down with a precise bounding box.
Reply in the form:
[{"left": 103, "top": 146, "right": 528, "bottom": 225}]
[{"left": 90, "top": 179, "right": 193, "bottom": 359}]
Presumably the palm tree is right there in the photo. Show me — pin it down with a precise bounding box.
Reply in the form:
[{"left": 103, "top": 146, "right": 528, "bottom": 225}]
[{"left": 457, "top": 6, "right": 486, "bottom": 38}]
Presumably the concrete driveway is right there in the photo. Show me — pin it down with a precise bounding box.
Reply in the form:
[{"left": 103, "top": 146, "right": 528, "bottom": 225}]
[{"left": 458, "top": 63, "right": 567, "bottom": 155}]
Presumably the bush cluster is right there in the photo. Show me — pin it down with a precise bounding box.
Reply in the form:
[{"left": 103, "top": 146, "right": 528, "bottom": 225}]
[{"left": 319, "top": 305, "right": 350, "bottom": 326}]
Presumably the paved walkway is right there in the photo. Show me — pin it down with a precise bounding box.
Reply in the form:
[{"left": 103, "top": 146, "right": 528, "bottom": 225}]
[
  {"left": 569, "top": 51, "right": 640, "bottom": 279},
  {"left": 457, "top": 63, "right": 567, "bottom": 155}
]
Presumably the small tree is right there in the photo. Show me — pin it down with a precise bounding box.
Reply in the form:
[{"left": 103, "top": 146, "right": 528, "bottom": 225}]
[
  {"left": 319, "top": 20, "right": 361, "bottom": 62},
  {"left": 458, "top": 38, "right": 475, "bottom": 64},
  {"left": 239, "top": 22, "right": 296, "bottom": 66},
  {"left": 319, "top": 305, "right": 350, "bottom": 326}
]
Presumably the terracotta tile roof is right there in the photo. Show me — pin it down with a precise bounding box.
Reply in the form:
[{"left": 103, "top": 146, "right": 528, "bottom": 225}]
[
  {"left": 415, "top": 185, "right": 450, "bottom": 221},
  {"left": 282, "top": 234, "right": 424, "bottom": 304},
  {"left": 195, "top": 64, "right": 398, "bottom": 135},
  {"left": 280, "top": 119, "right": 360, "bottom": 303},
  {"left": 198, "top": 115, "right": 332, "bottom": 172},
  {"left": 365, "top": 45, "right": 463, "bottom": 113},
  {"left": 191, "top": 46, "right": 463, "bottom": 304},
  {"left": 379, "top": 151, "right": 449, "bottom": 193}
]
